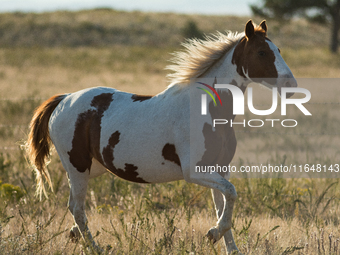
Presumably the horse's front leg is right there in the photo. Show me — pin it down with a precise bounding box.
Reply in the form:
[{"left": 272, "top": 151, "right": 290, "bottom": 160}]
[
  {"left": 183, "top": 169, "right": 237, "bottom": 243},
  {"left": 212, "top": 188, "right": 242, "bottom": 254},
  {"left": 206, "top": 177, "right": 237, "bottom": 243}
]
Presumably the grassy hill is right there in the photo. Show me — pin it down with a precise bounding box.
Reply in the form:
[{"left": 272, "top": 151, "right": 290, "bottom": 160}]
[
  {"left": 0, "top": 9, "right": 332, "bottom": 49},
  {"left": 0, "top": 9, "right": 338, "bottom": 83}
]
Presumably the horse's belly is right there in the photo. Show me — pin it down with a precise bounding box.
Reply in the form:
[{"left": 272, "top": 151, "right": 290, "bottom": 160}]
[
  {"left": 105, "top": 162, "right": 183, "bottom": 183},
  {"left": 99, "top": 129, "right": 185, "bottom": 184}
]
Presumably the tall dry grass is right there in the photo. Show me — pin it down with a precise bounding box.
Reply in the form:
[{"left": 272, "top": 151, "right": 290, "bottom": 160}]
[{"left": 0, "top": 9, "right": 339, "bottom": 255}]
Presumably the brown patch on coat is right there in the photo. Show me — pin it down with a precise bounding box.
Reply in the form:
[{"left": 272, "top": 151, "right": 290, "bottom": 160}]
[
  {"left": 197, "top": 78, "right": 239, "bottom": 168},
  {"left": 68, "top": 93, "right": 114, "bottom": 172},
  {"left": 232, "top": 20, "right": 278, "bottom": 85},
  {"left": 102, "top": 131, "right": 148, "bottom": 183},
  {"left": 131, "top": 94, "right": 153, "bottom": 102},
  {"left": 101, "top": 131, "right": 120, "bottom": 171},
  {"left": 162, "top": 143, "right": 181, "bottom": 167}
]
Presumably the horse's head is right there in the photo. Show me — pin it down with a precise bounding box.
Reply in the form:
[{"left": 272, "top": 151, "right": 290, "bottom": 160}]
[{"left": 232, "top": 20, "right": 297, "bottom": 97}]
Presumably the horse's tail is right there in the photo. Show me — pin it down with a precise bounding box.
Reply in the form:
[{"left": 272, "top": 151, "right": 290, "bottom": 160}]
[{"left": 26, "top": 94, "right": 66, "bottom": 200}]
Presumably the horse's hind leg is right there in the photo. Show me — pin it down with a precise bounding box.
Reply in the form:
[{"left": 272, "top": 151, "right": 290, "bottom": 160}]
[
  {"left": 212, "top": 188, "right": 242, "bottom": 254},
  {"left": 68, "top": 189, "right": 80, "bottom": 241},
  {"left": 68, "top": 188, "right": 82, "bottom": 242},
  {"left": 67, "top": 170, "right": 95, "bottom": 245}
]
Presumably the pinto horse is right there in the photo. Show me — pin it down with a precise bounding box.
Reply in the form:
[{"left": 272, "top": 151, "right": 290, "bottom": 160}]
[{"left": 26, "top": 20, "right": 297, "bottom": 254}]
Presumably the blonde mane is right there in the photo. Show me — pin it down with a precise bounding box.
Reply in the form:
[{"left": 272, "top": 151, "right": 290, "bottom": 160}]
[{"left": 166, "top": 31, "right": 244, "bottom": 85}]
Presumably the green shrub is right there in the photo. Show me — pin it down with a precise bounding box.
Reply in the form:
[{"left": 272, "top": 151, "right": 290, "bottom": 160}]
[
  {"left": 0, "top": 181, "right": 24, "bottom": 202},
  {"left": 181, "top": 20, "right": 204, "bottom": 40}
]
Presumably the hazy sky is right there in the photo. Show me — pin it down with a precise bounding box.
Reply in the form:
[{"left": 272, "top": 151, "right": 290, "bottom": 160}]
[{"left": 0, "top": 0, "right": 258, "bottom": 15}]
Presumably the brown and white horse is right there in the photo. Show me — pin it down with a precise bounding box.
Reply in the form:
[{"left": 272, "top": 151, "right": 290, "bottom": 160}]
[{"left": 26, "top": 20, "right": 297, "bottom": 254}]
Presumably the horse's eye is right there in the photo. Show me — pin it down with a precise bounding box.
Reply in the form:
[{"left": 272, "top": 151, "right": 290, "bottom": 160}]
[{"left": 258, "top": 51, "right": 266, "bottom": 57}]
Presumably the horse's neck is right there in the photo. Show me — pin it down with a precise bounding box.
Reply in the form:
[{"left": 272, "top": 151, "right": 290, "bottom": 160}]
[
  {"left": 160, "top": 46, "right": 248, "bottom": 124},
  {"left": 197, "top": 47, "right": 247, "bottom": 121}
]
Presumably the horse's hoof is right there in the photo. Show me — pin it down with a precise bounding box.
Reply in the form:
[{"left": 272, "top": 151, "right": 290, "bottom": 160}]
[
  {"left": 206, "top": 227, "right": 220, "bottom": 244},
  {"left": 69, "top": 226, "right": 81, "bottom": 242}
]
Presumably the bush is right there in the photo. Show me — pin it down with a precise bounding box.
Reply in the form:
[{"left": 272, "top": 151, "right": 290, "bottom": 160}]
[
  {"left": 0, "top": 181, "right": 24, "bottom": 202},
  {"left": 181, "top": 20, "right": 204, "bottom": 40}
]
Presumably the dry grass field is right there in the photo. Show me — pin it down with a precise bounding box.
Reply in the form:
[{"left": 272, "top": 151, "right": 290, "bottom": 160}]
[{"left": 0, "top": 9, "right": 339, "bottom": 254}]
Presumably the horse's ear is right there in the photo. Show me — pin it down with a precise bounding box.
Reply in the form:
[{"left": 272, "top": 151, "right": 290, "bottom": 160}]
[
  {"left": 259, "top": 20, "right": 267, "bottom": 33},
  {"left": 245, "top": 20, "right": 255, "bottom": 40}
]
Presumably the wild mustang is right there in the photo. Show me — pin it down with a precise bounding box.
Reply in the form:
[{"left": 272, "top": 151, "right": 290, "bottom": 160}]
[{"left": 26, "top": 20, "right": 297, "bottom": 254}]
